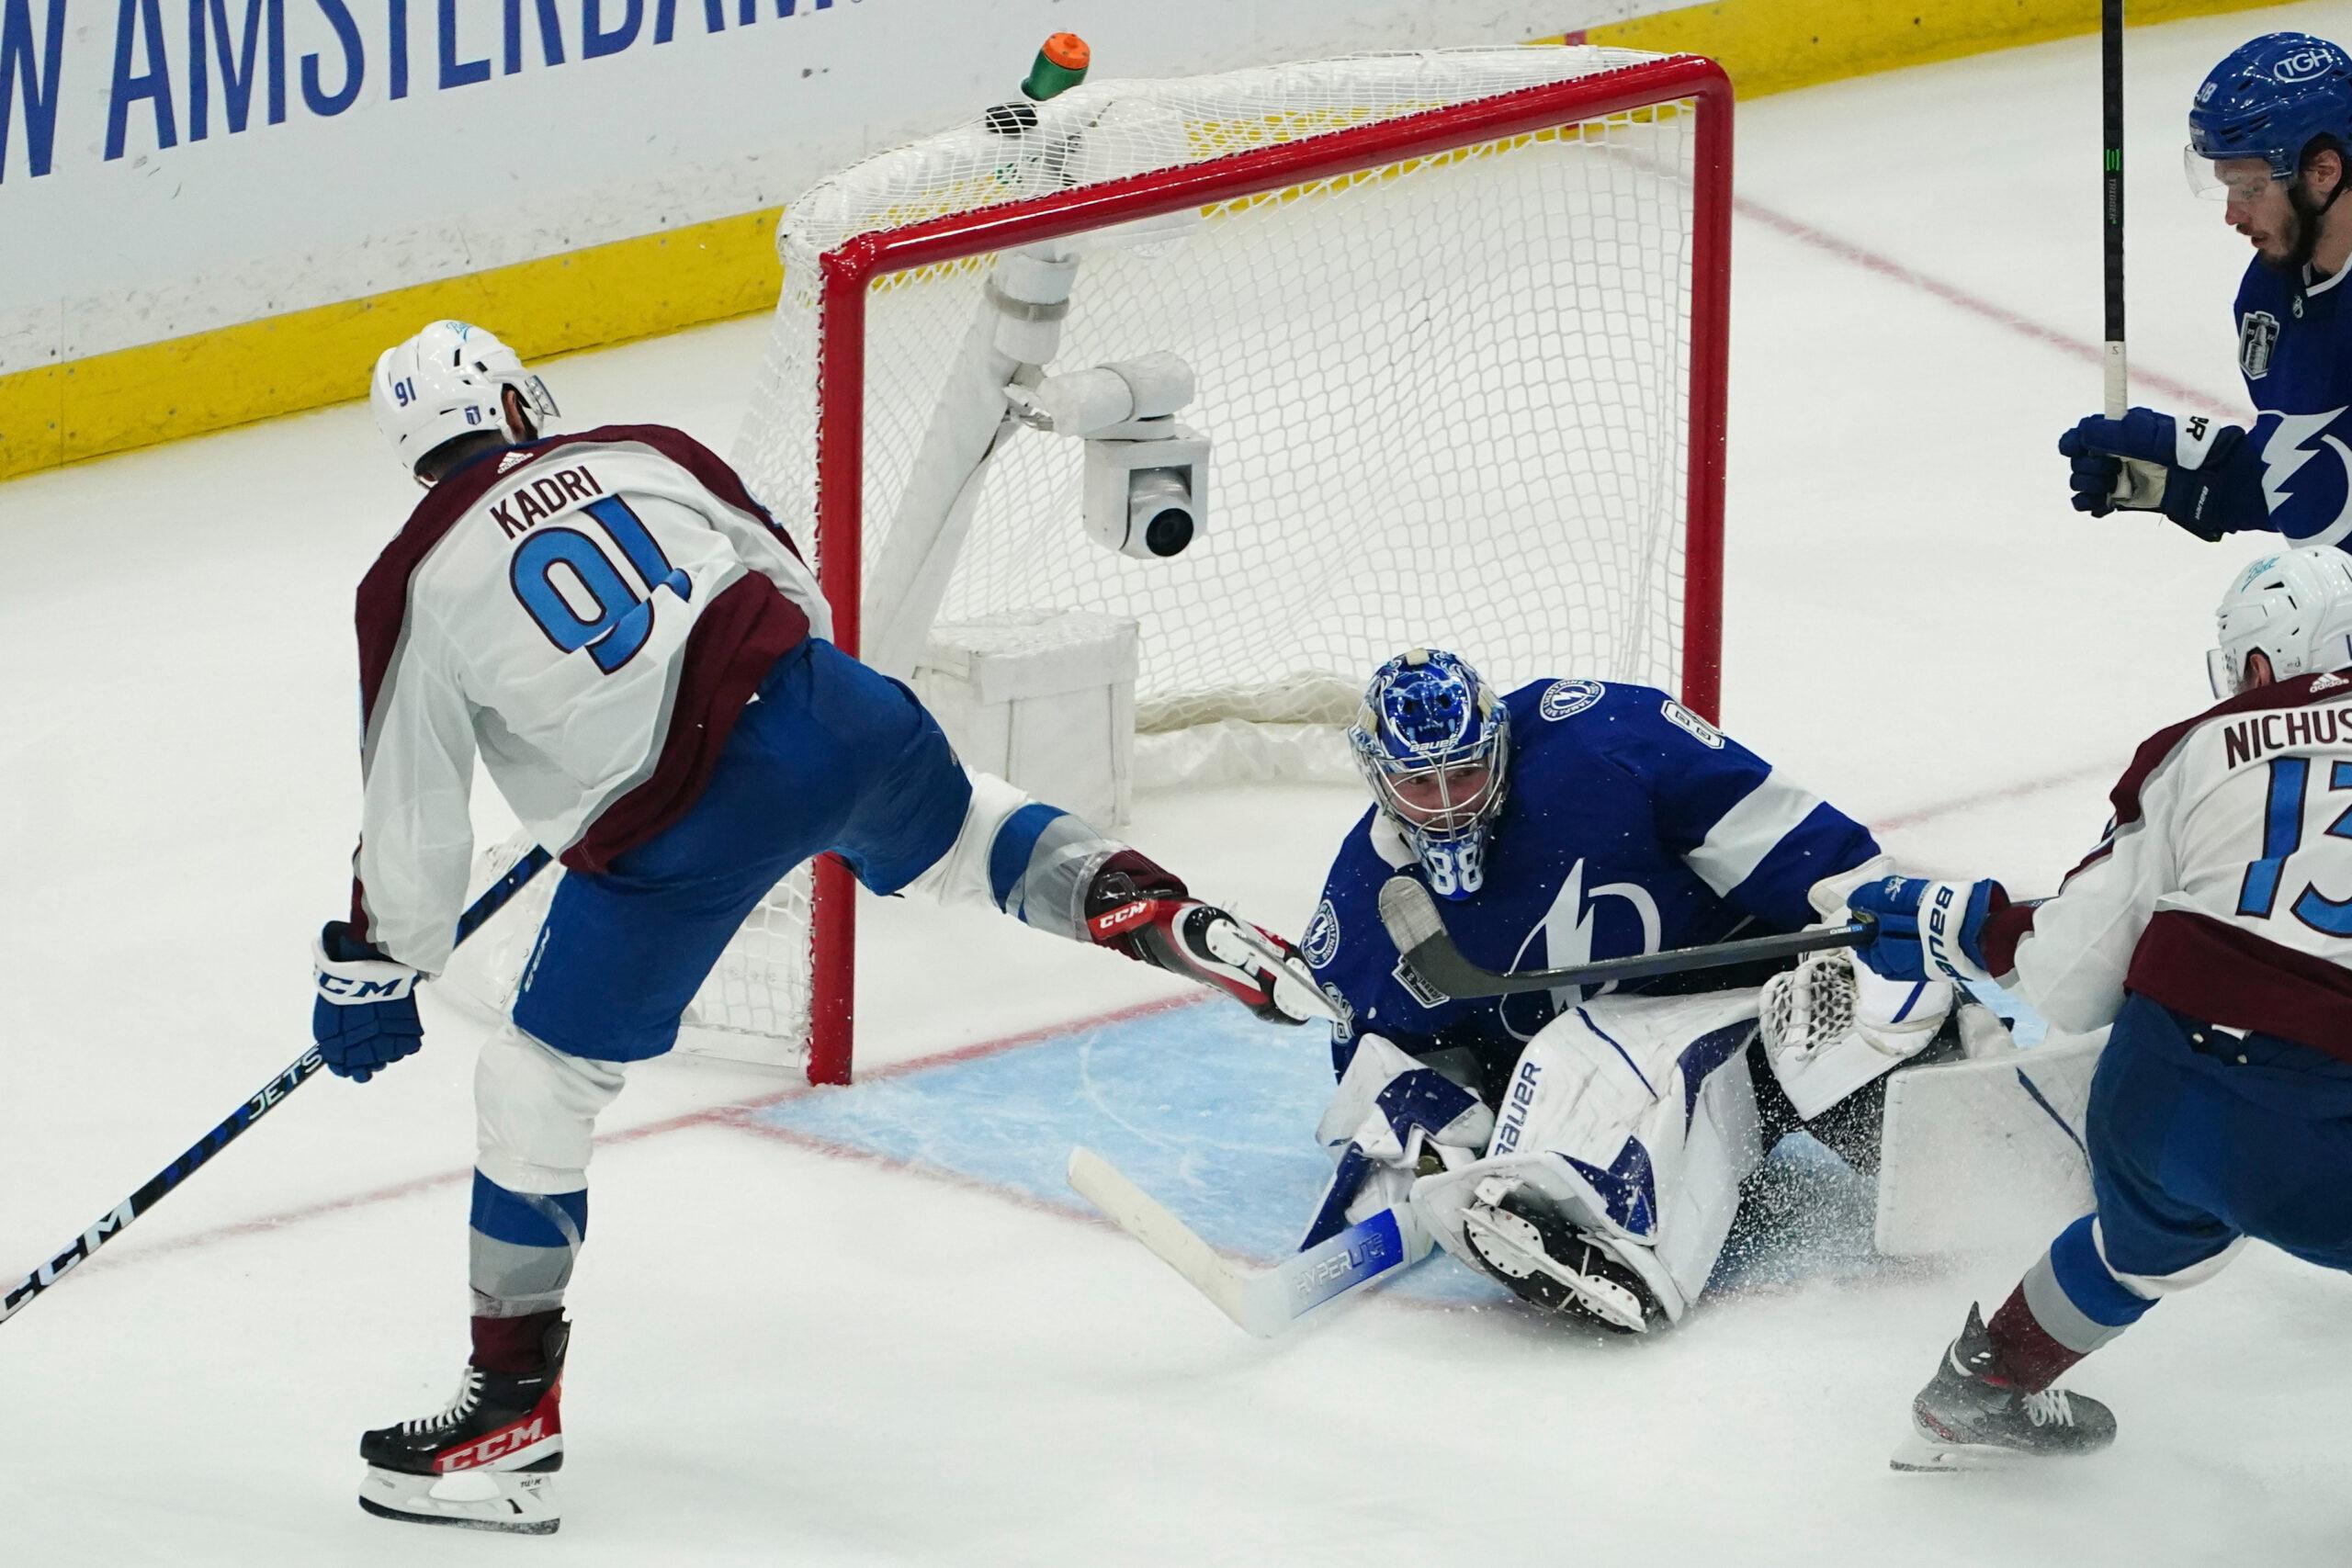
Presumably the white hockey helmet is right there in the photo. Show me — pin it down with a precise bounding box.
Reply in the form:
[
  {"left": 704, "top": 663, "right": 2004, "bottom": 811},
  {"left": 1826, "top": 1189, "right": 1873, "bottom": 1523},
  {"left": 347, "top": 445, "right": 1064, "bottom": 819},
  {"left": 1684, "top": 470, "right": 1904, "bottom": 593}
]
[
  {"left": 369, "top": 321, "right": 558, "bottom": 481},
  {"left": 2209, "top": 546, "right": 2352, "bottom": 697}
]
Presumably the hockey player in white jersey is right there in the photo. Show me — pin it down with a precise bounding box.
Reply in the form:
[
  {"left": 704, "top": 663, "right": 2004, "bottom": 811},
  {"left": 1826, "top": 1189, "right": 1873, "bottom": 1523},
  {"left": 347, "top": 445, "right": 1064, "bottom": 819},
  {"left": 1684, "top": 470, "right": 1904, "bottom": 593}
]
[
  {"left": 1300, "top": 649, "right": 1970, "bottom": 1333},
  {"left": 313, "top": 321, "right": 1324, "bottom": 1533},
  {"left": 1846, "top": 546, "right": 2352, "bottom": 1472}
]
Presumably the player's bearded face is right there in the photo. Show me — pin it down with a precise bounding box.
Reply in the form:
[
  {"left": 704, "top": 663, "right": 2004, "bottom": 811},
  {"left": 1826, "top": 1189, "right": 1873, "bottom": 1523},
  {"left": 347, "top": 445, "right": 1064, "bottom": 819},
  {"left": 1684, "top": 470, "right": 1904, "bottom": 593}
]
[
  {"left": 2218, "top": 161, "right": 2301, "bottom": 266},
  {"left": 2218, "top": 152, "right": 2345, "bottom": 274},
  {"left": 1386, "top": 761, "right": 1497, "bottom": 832}
]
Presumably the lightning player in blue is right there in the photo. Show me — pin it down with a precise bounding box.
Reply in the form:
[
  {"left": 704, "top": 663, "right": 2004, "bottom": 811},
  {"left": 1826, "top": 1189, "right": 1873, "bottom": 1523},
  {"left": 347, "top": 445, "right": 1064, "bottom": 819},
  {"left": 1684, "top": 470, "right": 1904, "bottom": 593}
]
[
  {"left": 2061, "top": 34, "right": 2352, "bottom": 544},
  {"left": 1298, "top": 650, "right": 1962, "bottom": 1332}
]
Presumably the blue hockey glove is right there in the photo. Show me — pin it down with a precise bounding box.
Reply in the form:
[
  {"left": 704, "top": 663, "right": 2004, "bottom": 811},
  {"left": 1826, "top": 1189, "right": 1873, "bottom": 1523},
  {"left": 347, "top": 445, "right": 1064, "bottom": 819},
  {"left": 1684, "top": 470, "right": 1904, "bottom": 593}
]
[
  {"left": 1845, "top": 876, "right": 2007, "bottom": 984},
  {"left": 311, "top": 921, "right": 424, "bottom": 1083},
  {"left": 2058, "top": 408, "right": 2267, "bottom": 542}
]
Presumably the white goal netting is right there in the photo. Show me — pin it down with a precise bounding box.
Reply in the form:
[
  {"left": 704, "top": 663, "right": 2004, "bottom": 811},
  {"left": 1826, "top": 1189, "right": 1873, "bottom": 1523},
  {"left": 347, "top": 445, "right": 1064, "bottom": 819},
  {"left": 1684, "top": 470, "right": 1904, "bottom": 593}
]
[
  {"left": 742, "top": 46, "right": 1709, "bottom": 729},
  {"left": 452, "top": 48, "right": 1725, "bottom": 1076}
]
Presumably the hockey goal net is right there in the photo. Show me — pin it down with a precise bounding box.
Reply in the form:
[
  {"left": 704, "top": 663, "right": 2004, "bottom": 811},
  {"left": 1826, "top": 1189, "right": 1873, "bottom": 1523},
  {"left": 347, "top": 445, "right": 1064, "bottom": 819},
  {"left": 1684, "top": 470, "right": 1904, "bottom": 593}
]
[{"left": 452, "top": 46, "right": 1730, "bottom": 1085}]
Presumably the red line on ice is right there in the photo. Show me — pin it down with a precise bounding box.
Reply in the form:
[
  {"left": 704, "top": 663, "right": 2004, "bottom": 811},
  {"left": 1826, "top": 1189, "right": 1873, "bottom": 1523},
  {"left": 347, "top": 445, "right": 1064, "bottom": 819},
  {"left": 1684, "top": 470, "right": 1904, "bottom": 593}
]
[
  {"left": 1734, "top": 195, "right": 2246, "bottom": 422},
  {"left": 51, "top": 990, "right": 1211, "bottom": 1280}
]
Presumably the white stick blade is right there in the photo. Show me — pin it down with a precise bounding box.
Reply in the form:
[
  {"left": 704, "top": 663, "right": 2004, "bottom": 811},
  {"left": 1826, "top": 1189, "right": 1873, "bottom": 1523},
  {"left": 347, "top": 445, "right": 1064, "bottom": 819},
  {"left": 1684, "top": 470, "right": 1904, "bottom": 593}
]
[{"left": 1067, "top": 1146, "right": 1271, "bottom": 1336}]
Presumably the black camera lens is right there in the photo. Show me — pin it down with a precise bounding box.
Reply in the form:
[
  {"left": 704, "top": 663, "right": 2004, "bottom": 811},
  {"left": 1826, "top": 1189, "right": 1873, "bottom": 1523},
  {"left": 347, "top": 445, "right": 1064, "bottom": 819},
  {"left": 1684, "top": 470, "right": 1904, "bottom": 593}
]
[{"left": 1144, "top": 509, "right": 1193, "bottom": 557}]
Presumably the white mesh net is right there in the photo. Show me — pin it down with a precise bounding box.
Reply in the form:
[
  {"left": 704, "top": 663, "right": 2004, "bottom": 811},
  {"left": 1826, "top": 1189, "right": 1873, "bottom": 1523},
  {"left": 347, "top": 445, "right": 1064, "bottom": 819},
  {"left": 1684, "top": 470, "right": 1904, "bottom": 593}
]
[
  {"left": 447, "top": 48, "right": 1718, "bottom": 1069},
  {"left": 741, "top": 46, "right": 1705, "bottom": 730},
  {"left": 442, "top": 826, "right": 818, "bottom": 1060}
]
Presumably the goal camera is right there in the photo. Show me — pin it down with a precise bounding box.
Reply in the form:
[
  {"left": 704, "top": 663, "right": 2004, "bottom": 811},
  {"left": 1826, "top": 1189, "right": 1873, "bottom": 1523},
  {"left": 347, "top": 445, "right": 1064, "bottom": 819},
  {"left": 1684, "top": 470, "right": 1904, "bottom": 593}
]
[
  {"left": 1083, "top": 429, "right": 1207, "bottom": 560},
  {"left": 1007, "top": 353, "right": 1209, "bottom": 561}
]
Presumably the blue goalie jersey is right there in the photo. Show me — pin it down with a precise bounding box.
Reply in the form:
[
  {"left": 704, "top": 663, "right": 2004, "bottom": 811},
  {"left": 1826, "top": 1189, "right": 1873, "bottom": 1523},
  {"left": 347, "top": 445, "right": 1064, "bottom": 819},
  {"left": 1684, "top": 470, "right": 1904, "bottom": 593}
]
[
  {"left": 2233, "top": 262, "right": 2352, "bottom": 544},
  {"left": 1302, "top": 679, "right": 1881, "bottom": 1079}
]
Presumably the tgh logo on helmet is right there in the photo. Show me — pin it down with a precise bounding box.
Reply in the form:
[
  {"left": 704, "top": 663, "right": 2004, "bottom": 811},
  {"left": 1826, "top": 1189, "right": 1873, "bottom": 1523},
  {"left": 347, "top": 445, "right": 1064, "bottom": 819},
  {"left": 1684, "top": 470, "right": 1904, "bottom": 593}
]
[{"left": 2276, "top": 47, "right": 2337, "bottom": 83}]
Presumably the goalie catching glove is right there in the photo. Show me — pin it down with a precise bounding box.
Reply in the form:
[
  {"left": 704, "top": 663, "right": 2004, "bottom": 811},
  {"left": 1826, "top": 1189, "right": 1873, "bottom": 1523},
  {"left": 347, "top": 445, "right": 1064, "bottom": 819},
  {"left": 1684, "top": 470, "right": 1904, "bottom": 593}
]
[
  {"left": 1083, "top": 852, "right": 1329, "bottom": 1024},
  {"left": 1760, "top": 945, "right": 1954, "bottom": 1118}
]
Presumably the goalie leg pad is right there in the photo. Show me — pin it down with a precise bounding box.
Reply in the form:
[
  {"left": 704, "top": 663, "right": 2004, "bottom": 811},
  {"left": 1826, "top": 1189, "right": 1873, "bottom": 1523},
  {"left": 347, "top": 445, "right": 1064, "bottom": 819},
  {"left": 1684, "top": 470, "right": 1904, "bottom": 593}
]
[
  {"left": 1303, "top": 1036, "right": 1493, "bottom": 1247},
  {"left": 1458, "top": 1177, "right": 1657, "bottom": 1333},
  {"left": 1411, "top": 991, "right": 1766, "bottom": 1325},
  {"left": 1316, "top": 1033, "right": 1494, "bottom": 1167},
  {"left": 1874, "top": 1034, "right": 2104, "bottom": 1258}
]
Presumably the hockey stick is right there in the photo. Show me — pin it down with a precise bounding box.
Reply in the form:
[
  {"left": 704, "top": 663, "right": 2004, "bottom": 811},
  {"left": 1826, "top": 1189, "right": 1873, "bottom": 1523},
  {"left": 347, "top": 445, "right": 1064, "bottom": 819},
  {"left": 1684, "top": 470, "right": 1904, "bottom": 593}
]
[
  {"left": 0, "top": 845, "right": 554, "bottom": 1328},
  {"left": 2102, "top": 0, "right": 2129, "bottom": 418},
  {"left": 1067, "top": 1146, "right": 1431, "bottom": 1337},
  {"left": 1375, "top": 875, "right": 1873, "bottom": 1000}
]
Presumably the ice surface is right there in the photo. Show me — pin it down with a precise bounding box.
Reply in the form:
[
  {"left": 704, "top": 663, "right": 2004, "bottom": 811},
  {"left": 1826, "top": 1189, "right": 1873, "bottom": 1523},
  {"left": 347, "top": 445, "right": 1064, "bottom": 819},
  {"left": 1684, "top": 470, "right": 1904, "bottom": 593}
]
[{"left": 7, "top": 6, "right": 2352, "bottom": 1562}]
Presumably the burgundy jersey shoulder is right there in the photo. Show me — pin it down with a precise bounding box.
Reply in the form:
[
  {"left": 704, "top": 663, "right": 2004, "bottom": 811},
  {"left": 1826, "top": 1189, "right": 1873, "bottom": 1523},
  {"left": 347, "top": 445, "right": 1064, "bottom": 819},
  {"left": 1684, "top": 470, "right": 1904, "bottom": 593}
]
[
  {"left": 353, "top": 427, "right": 805, "bottom": 723},
  {"left": 354, "top": 440, "right": 544, "bottom": 724},
  {"left": 1980, "top": 672, "right": 2352, "bottom": 973},
  {"left": 562, "top": 423, "right": 806, "bottom": 561},
  {"left": 2103, "top": 671, "right": 2352, "bottom": 831}
]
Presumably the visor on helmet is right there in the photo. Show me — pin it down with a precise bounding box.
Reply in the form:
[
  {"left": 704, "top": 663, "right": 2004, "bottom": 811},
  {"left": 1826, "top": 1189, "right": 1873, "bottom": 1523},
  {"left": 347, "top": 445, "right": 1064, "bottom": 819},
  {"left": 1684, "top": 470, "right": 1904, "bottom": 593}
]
[{"left": 2184, "top": 144, "right": 2286, "bottom": 200}]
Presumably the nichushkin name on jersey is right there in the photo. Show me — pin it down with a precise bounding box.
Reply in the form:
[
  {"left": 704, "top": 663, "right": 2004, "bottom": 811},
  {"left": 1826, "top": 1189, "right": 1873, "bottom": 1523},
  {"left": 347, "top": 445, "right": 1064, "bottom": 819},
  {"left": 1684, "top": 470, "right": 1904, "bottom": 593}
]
[
  {"left": 2222, "top": 705, "right": 2352, "bottom": 768},
  {"left": 491, "top": 465, "right": 607, "bottom": 539}
]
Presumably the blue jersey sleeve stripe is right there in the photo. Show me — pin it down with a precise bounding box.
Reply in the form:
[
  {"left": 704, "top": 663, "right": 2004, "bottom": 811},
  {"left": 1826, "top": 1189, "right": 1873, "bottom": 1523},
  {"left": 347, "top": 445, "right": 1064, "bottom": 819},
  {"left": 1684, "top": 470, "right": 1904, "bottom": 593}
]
[
  {"left": 1723, "top": 803, "right": 1883, "bottom": 930},
  {"left": 1683, "top": 770, "right": 1828, "bottom": 897}
]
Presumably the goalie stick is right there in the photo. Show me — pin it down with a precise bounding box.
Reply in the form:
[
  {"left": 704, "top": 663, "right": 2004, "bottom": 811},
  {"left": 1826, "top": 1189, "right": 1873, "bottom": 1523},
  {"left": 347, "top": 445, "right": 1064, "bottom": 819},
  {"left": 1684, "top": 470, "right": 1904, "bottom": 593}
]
[
  {"left": 0, "top": 846, "right": 554, "bottom": 1328},
  {"left": 1376, "top": 874, "right": 1874, "bottom": 999},
  {"left": 1067, "top": 1146, "right": 1431, "bottom": 1337}
]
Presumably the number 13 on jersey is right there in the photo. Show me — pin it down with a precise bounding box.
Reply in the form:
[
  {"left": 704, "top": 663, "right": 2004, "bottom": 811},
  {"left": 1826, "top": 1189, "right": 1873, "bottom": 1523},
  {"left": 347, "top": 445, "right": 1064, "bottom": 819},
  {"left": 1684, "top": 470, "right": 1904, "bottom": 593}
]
[{"left": 2239, "top": 756, "right": 2352, "bottom": 935}]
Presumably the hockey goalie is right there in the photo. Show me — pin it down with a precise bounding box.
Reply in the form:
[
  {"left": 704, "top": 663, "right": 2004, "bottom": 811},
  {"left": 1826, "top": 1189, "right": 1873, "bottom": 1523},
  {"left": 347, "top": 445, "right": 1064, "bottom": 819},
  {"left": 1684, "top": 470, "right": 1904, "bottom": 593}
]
[{"left": 1301, "top": 649, "right": 1995, "bottom": 1331}]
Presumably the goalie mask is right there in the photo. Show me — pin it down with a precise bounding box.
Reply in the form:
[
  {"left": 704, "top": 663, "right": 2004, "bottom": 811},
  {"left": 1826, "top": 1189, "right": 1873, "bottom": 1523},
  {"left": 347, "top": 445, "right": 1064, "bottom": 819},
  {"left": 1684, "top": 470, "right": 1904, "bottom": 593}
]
[
  {"left": 1348, "top": 649, "right": 1510, "bottom": 900},
  {"left": 371, "top": 321, "right": 560, "bottom": 483},
  {"left": 2209, "top": 547, "right": 2352, "bottom": 697}
]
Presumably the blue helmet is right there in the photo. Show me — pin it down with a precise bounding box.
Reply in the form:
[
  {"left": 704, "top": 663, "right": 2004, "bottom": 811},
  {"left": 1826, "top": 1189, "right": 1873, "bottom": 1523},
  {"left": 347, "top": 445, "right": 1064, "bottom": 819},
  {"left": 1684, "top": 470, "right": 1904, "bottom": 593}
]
[
  {"left": 1347, "top": 649, "right": 1510, "bottom": 900},
  {"left": 2188, "top": 32, "right": 2352, "bottom": 181}
]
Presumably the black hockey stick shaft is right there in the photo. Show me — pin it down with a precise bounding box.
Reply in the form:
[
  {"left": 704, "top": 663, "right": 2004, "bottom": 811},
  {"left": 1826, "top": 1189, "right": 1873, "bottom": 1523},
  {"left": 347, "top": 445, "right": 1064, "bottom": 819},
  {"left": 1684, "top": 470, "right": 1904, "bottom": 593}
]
[
  {"left": 0, "top": 845, "right": 553, "bottom": 1327},
  {"left": 2103, "top": 0, "right": 2129, "bottom": 417},
  {"left": 1375, "top": 875, "right": 1873, "bottom": 999}
]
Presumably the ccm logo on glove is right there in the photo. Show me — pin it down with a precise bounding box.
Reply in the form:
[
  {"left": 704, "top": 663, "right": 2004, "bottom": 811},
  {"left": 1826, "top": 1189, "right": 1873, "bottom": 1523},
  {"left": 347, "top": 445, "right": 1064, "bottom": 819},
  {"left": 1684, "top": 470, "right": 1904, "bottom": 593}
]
[{"left": 318, "top": 968, "right": 417, "bottom": 1003}]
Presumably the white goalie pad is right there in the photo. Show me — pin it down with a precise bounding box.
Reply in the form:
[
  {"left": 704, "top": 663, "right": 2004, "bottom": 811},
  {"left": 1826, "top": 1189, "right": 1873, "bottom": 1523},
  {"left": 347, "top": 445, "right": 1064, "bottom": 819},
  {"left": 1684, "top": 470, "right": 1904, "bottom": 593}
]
[
  {"left": 1409, "top": 990, "right": 1763, "bottom": 1324},
  {"left": 1873, "top": 1030, "right": 2104, "bottom": 1258}
]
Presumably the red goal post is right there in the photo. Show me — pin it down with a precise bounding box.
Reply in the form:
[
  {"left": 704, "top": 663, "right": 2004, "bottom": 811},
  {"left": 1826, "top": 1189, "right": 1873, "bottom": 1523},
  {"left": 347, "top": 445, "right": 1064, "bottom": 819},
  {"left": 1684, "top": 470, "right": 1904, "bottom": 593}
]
[{"left": 754, "top": 49, "right": 1732, "bottom": 1085}]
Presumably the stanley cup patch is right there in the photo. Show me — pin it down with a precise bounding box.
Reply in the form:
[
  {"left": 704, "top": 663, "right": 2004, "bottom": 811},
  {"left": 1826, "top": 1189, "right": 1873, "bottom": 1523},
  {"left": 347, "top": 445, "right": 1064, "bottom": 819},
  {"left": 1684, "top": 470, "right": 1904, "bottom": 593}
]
[{"left": 2240, "top": 310, "right": 2281, "bottom": 380}]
